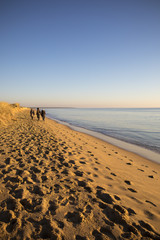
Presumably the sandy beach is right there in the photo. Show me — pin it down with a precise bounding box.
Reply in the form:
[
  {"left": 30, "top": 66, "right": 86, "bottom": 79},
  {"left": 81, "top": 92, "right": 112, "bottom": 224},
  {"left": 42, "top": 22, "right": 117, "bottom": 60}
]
[{"left": 0, "top": 103, "right": 160, "bottom": 240}]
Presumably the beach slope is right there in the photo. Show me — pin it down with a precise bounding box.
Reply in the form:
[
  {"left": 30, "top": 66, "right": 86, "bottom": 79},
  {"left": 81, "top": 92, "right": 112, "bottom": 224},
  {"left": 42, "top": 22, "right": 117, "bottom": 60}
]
[{"left": 0, "top": 104, "right": 160, "bottom": 239}]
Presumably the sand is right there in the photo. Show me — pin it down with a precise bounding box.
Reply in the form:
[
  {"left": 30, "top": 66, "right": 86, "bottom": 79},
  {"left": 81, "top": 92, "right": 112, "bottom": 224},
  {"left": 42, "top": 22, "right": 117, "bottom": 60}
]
[
  {"left": 0, "top": 104, "right": 160, "bottom": 240},
  {"left": 0, "top": 102, "right": 26, "bottom": 127}
]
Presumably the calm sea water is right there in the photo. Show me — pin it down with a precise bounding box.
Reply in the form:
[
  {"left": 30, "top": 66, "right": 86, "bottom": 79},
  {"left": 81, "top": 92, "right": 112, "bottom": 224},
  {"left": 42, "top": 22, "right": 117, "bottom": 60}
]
[{"left": 46, "top": 108, "right": 160, "bottom": 159}]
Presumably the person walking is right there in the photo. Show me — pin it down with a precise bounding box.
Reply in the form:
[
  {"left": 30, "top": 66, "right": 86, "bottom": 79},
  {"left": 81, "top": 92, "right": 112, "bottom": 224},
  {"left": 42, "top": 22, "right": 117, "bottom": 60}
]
[
  {"left": 30, "top": 108, "right": 34, "bottom": 120},
  {"left": 41, "top": 109, "right": 46, "bottom": 121},
  {"left": 36, "top": 108, "right": 40, "bottom": 121}
]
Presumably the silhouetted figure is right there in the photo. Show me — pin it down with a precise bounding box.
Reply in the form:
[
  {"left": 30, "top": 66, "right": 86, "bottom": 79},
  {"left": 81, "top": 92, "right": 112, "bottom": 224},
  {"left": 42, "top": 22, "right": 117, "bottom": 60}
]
[
  {"left": 36, "top": 108, "right": 40, "bottom": 121},
  {"left": 30, "top": 108, "right": 34, "bottom": 120},
  {"left": 41, "top": 109, "right": 46, "bottom": 121}
]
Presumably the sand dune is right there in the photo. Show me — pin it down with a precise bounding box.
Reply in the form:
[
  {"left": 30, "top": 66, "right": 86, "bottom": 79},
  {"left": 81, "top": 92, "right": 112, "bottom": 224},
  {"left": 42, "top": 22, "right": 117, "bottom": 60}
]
[
  {"left": 0, "top": 102, "right": 26, "bottom": 126},
  {"left": 0, "top": 105, "right": 160, "bottom": 239}
]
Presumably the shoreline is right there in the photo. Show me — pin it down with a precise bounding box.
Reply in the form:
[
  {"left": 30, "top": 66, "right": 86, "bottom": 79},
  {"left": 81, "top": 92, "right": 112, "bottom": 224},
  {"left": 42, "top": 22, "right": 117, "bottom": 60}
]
[
  {"left": 47, "top": 116, "right": 160, "bottom": 164},
  {"left": 1, "top": 108, "right": 160, "bottom": 239}
]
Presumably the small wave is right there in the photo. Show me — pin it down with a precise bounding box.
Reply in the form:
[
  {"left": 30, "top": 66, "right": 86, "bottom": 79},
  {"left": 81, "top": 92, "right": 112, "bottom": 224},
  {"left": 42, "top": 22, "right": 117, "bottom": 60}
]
[{"left": 46, "top": 108, "right": 160, "bottom": 163}]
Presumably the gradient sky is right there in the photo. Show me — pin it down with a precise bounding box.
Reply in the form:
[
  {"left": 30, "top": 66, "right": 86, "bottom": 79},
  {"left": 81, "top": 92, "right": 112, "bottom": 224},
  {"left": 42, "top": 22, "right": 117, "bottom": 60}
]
[{"left": 1, "top": 0, "right": 160, "bottom": 107}]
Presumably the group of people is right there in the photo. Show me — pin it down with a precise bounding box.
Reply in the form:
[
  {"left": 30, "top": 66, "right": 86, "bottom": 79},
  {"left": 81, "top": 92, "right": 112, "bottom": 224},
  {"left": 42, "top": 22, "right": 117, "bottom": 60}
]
[{"left": 30, "top": 108, "right": 46, "bottom": 121}]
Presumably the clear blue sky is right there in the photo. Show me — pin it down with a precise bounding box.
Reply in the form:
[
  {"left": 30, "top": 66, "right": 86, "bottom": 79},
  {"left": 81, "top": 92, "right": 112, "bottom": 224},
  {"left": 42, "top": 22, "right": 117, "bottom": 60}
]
[{"left": 1, "top": 0, "right": 160, "bottom": 107}]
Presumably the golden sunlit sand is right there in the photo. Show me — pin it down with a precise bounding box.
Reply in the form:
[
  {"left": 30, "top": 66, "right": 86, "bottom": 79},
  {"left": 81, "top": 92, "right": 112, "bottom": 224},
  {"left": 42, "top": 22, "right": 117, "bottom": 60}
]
[{"left": 0, "top": 103, "right": 160, "bottom": 239}]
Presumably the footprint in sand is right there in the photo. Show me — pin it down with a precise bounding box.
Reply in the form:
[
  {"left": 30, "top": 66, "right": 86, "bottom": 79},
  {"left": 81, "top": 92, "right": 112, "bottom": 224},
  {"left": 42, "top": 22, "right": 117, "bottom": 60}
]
[
  {"left": 114, "top": 195, "right": 121, "bottom": 201},
  {"left": 16, "top": 169, "right": 23, "bottom": 176},
  {"left": 95, "top": 161, "right": 100, "bottom": 165},
  {"left": 124, "top": 180, "right": 131, "bottom": 185},
  {"left": 0, "top": 210, "right": 14, "bottom": 223},
  {"left": 49, "top": 200, "right": 58, "bottom": 215},
  {"left": 138, "top": 220, "right": 157, "bottom": 234},
  {"left": 84, "top": 204, "right": 92, "bottom": 214},
  {"left": 41, "top": 175, "right": 48, "bottom": 182},
  {"left": 127, "top": 208, "right": 136, "bottom": 216},
  {"left": 10, "top": 187, "right": 24, "bottom": 199},
  {"left": 30, "top": 166, "right": 41, "bottom": 174},
  {"left": 79, "top": 161, "right": 86, "bottom": 164},
  {"left": 65, "top": 211, "right": 83, "bottom": 225},
  {"left": 113, "top": 204, "right": 127, "bottom": 214},
  {"left": 77, "top": 180, "right": 92, "bottom": 193},
  {"left": 138, "top": 168, "right": 144, "bottom": 172},
  {"left": 6, "top": 218, "right": 20, "bottom": 233},
  {"left": 56, "top": 220, "right": 64, "bottom": 229},
  {"left": 144, "top": 210, "right": 155, "bottom": 220},
  {"left": 148, "top": 175, "right": 154, "bottom": 178},
  {"left": 61, "top": 168, "right": 69, "bottom": 175},
  {"left": 69, "top": 196, "right": 76, "bottom": 205},
  {"left": 93, "top": 174, "right": 98, "bottom": 178},
  {"left": 74, "top": 170, "right": 83, "bottom": 177},
  {"left": 5, "top": 157, "right": 12, "bottom": 165},
  {"left": 38, "top": 217, "right": 61, "bottom": 239},
  {"left": 20, "top": 198, "right": 36, "bottom": 213},
  {"left": 87, "top": 178, "right": 94, "bottom": 182},
  {"left": 111, "top": 172, "right": 116, "bottom": 176},
  {"left": 1, "top": 197, "right": 20, "bottom": 213},
  {"left": 105, "top": 176, "right": 113, "bottom": 180},
  {"left": 106, "top": 166, "right": 110, "bottom": 170},
  {"left": 54, "top": 184, "right": 61, "bottom": 193},
  {"left": 76, "top": 235, "right": 87, "bottom": 240},
  {"left": 128, "top": 188, "right": 137, "bottom": 193},
  {"left": 96, "top": 189, "right": 114, "bottom": 204},
  {"left": 103, "top": 205, "right": 140, "bottom": 237},
  {"left": 94, "top": 167, "right": 98, "bottom": 171},
  {"left": 32, "top": 185, "right": 44, "bottom": 196},
  {"left": 74, "top": 166, "right": 79, "bottom": 170},
  {"left": 100, "top": 226, "right": 116, "bottom": 239},
  {"left": 92, "top": 229, "right": 104, "bottom": 240},
  {"left": 145, "top": 200, "right": 157, "bottom": 207},
  {"left": 64, "top": 184, "right": 71, "bottom": 190},
  {"left": 99, "top": 202, "right": 108, "bottom": 209}
]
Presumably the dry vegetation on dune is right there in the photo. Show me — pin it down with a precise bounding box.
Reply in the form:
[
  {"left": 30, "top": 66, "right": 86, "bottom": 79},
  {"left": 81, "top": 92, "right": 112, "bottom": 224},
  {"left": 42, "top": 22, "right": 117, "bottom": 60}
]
[{"left": 0, "top": 102, "right": 26, "bottom": 126}]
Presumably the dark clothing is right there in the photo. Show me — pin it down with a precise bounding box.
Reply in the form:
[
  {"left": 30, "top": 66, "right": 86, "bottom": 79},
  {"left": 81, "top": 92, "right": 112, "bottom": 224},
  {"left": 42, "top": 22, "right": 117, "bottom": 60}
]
[
  {"left": 41, "top": 110, "right": 46, "bottom": 121},
  {"left": 36, "top": 108, "right": 40, "bottom": 120},
  {"left": 30, "top": 109, "right": 34, "bottom": 119}
]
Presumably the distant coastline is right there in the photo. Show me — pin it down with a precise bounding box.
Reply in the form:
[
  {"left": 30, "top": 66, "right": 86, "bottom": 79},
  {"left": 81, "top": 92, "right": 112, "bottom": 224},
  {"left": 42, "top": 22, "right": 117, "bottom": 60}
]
[{"left": 29, "top": 106, "right": 76, "bottom": 109}]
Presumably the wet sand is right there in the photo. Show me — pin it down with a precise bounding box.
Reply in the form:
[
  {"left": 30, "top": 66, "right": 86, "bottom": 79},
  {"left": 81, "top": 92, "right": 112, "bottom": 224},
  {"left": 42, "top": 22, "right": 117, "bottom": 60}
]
[{"left": 0, "top": 106, "right": 160, "bottom": 239}]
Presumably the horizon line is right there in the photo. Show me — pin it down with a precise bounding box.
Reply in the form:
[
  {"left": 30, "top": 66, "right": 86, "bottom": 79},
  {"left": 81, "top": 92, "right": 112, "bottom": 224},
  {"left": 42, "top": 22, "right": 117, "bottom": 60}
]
[{"left": 26, "top": 106, "right": 160, "bottom": 109}]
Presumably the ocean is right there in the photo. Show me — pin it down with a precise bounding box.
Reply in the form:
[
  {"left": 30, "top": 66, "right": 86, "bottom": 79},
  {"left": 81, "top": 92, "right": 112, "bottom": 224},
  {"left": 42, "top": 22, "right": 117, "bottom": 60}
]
[{"left": 46, "top": 108, "right": 160, "bottom": 163}]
